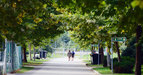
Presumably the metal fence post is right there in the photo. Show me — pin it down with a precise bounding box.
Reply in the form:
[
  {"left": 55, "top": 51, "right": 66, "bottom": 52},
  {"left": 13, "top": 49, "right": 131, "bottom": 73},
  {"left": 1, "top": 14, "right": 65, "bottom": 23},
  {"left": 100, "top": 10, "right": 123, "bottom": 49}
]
[
  {"left": 3, "top": 39, "right": 7, "bottom": 75},
  {"left": 98, "top": 41, "right": 100, "bottom": 65},
  {"left": 111, "top": 38, "right": 113, "bottom": 73}
]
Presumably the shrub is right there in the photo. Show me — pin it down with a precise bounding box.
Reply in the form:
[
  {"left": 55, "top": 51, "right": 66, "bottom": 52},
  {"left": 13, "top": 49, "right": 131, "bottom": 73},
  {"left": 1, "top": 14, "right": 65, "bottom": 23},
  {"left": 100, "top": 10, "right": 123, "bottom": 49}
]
[
  {"left": 108, "top": 58, "right": 118, "bottom": 70},
  {"left": 113, "top": 58, "right": 118, "bottom": 62},
  {"left": 121, "top": 37, "right": 143, "bottom": 64},
  {"left": 113, "top": 56, "right": 135, "bottom": 73}
]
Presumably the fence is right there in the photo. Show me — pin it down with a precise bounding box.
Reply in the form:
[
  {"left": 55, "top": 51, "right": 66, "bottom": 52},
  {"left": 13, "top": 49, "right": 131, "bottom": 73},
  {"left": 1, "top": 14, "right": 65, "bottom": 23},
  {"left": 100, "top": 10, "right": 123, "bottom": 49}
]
[{"left": 0, "top": 40, "right": 22, "bottom": 74}]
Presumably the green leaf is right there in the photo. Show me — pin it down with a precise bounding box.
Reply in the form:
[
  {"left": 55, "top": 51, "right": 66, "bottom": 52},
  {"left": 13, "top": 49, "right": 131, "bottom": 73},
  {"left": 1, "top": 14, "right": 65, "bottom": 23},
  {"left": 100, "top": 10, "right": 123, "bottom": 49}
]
[
  {"left": 131, "top": 1, "right": 139, "bottom": 8},
  {"left": 101, "top": 1, "right": 106, "bottom": 5},
  {"left": 139, "top": 1, "right": 143, "bottom": 9},
  {"left": 43, "top": 4, "right": 47, "bottom": 8},
  {"left": 2, "top": 0, "right": 6, "bottom": 2}
]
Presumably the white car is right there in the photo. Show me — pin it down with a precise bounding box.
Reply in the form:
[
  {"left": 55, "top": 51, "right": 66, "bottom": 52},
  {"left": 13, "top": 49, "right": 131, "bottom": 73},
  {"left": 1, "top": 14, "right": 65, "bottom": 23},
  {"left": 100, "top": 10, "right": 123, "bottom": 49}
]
[{"left": 34, "top": 54, "right": 40, "bottom": 59}]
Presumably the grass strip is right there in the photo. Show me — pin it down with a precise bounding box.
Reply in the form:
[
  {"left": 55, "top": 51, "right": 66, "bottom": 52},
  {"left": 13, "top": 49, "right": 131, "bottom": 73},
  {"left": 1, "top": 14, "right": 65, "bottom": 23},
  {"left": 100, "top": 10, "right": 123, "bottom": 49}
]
[
  {"left": 16, "top": 66, "right": 34, "bottom": 73},
  {"left": 92, "top": 65, "right": 143, "bottom": 75}
]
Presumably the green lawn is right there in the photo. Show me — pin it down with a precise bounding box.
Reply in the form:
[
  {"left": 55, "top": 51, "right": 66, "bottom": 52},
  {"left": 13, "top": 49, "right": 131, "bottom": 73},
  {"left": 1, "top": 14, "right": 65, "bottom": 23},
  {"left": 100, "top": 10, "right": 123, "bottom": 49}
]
[
  {"left": 81, "top": 54, "right": 143, "bottom": 75},
  {"left": 80, "top": 54, "right": 91, "bottom": 64},
  {"left": 81, "top": 53, "right": 118, "bottom": 64},
  {"left": 24, "top": 53, "right": 63, "bottom": 66},
  {"left": 16, "top": 66, "right": 34, "bottom": 73},
  {"left": 23, "top": 59, "right": 49, "bottom": 66},
  {"left": 51, "top": 53, "right": 65, "bottom": 58},
  {"left": 17, "top": 53, "right": 63, "bottom": 73},
  {"left": 82, "top": 54, "right": 91, "bottom": 59},
  {"left": 93, "top": 67, "right": 134, "bottom": 75},
  {"left": 16, "top": 58, "right": 49, "bottom": 73},
  {"left": 93, "top": 65, "right": 143, "bottom": 75}
]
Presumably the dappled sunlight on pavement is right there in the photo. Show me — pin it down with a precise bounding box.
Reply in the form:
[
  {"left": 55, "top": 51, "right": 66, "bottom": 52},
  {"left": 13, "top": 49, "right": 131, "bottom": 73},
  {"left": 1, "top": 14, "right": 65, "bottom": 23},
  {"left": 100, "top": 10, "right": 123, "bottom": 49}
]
[{"left": 8, "top": 57, "right": 99, "bottom": 75}]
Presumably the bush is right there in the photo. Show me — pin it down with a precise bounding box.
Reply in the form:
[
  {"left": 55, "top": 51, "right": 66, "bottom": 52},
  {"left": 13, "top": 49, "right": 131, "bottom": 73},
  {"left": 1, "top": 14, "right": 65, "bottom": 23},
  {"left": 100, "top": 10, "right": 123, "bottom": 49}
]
[
  {"left": 113, "top": 56, "right": 135, "bottom": 73},
  {"left": 108, "top": 58, "right": 118, "bottom": 70},
  {"left": 122, "top": 37, "right": 143, "bottom": 64}
]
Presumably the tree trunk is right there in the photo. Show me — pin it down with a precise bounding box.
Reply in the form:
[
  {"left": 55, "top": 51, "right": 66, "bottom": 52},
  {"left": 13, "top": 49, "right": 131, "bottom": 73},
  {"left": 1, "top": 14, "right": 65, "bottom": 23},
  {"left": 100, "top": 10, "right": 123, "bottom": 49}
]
[
  {"left": 91, "top": 45, "right": 94, "bottom": 54},
  {"left": 115, "top": 42, "right": 121, "bottom": 62},
  {"left": 99, "top": 46, "right": 104, "bottom": 64},
  {"left": 91, "top": 43, "right": 95, "bottom": 54},
  {"left": 28, "top": 43, "right": 32, "bottom": 60},
  {"left": 23, "top": 44, "right": 27, "bottom": 62},
  {"left": 33, "top": 46, "right": 36, "bottom": 61},
  {"left": 107, "top": 47, "right": 110, "bottom": 67},
  {"left": 135, "top": 25, "right": 142, "bottom": 75}
]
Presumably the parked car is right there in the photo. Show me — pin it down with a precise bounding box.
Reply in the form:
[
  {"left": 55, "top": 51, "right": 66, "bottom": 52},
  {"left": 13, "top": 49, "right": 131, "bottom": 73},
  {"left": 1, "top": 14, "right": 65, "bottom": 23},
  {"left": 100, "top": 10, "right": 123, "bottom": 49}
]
[{"left": 34, "top": 53, "right": 40, "bottom": 59}]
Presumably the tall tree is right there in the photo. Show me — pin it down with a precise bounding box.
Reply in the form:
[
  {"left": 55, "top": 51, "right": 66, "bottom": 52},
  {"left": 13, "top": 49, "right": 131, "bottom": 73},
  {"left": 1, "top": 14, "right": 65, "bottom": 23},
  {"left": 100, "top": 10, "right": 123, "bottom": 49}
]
[
  {"left": 54, "top": 0, "right": 143, "bottom": 74},
  {"left": 135, "top": 25, "right": 142, "bottom": 75}
]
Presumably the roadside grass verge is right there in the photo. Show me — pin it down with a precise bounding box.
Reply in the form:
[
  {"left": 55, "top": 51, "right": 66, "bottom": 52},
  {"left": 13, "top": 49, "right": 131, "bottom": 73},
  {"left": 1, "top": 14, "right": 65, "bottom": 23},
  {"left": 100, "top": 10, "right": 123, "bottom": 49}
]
[
  {"left": 81, "top": 54, "right": 143, "bottom": 75},
  {"left": 16, "top": 53, "right": 63, "bottom": 73},
  {"left": 16, "top": 59, "right": 48, "bottom": 73},
  {"left": 23, "top": 59, "right": 49, "bottom": 66},
  {"left": 92, "top": 65, "right": 143, "bottom": 75},
  {"left": 93, "top": 66, "right": 134, "bottom": 75},
  {"left": 16, "top": 66, "right": 34, "bottom": 73},
  {"left": 24, "top": 53, "right": 63, "bottom": 66}
]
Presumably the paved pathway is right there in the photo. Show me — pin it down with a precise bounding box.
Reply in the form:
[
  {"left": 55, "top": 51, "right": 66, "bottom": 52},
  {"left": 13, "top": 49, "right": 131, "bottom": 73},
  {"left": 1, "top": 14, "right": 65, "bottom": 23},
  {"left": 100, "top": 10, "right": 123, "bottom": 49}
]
[{"left": 8, "top": 57, "right": 100, "bottom": 75}]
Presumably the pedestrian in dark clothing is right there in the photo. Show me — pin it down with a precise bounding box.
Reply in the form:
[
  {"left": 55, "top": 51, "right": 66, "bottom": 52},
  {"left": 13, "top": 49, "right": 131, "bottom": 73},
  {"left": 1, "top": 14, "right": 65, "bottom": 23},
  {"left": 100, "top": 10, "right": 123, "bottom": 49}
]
[
  {"left": 71, "top": 51, "right": 75, "bottom": 61},
  {"left": 67, "top": 50, "right": 72, "bottom": 61}
]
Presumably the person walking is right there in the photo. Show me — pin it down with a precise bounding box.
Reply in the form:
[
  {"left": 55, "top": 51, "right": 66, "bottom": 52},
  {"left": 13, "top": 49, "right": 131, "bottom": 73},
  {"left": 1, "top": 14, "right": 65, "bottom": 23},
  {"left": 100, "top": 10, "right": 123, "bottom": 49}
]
[
  {"left": 71, "top": 51, "right": 75, "bottom": 61},
  {"left": 67, "top": 50, "right": 72, "bottom": 61}
]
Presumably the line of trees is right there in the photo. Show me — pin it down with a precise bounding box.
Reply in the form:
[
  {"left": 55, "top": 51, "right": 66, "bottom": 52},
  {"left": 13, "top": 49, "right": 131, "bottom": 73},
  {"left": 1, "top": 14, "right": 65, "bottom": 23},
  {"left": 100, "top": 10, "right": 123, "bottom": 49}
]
[
  {"left": 0, "top": 0, "right": 143, "bottom": 75},
  {"left": 52, "top": 0, "right": 143, "bottom": 75},
  {"left": 0, "top": 0, "right": 64, "bottom": 64}
]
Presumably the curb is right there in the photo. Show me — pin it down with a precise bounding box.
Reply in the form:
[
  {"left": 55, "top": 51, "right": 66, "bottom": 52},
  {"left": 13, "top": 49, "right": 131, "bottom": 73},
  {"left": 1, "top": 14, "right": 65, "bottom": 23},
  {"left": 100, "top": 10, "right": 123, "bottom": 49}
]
[
  {"left": 92, "top": 69, "right": 102, "bottom": 75},
  {"left": 86, "top": 64, "right": 102, "bottom": 75}
]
